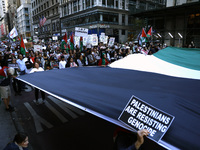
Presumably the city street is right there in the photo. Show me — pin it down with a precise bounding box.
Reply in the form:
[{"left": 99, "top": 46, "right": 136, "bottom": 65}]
[
  {"left": 11, "top": 85, "right": 116, "bottom": 150},
  {"left": 9, "top": 83, "right": 166, "bottom": 150}
]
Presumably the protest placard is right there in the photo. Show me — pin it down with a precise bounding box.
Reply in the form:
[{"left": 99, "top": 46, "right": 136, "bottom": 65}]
[
  {"left": 118, "top": 95, "right": 175, "bottom": 142},
  {"left": 108, "top": 37, "right": 115, "bottom": 47},
  {"left": 34, "top": 45, "right": 42, "bottom": 52},
  {"left": 75, "top": 27, "right": 88, "bottom": 38}
]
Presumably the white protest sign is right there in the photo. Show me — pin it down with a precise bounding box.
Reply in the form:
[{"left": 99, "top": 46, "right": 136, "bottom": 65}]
[
  {"left": 100, "top": 33, "right": 105, "bottom": 43},
  {"left": 118, "top": 95, "right": 175, "bottom": 142},
  {"left": 104, "top": 36, "right": 108, "bottom": 44},
  {"left": 83, "top": 37, "right": 87, "bottom": 46},
  {"left": 75, "top": 27, "right": 88, "bottom": 38},
  {"left": 74, "top": 36, "right": 80, "bottom": 47},
  {"left": 92, "top": 34, "right": 98, "bottom": 46},
  {"left": 87, "top": 35, "right": 93, "bottom": 45},
  {"left": 108, "top": 37, "right": 115, "bottom": 47},
  {"left": 34, "top": 45, "right": 42, "bottom": 52}
]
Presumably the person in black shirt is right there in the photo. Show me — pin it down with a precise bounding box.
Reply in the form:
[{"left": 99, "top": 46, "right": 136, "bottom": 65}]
[{"left": 0, "top": 67, "right": 15, "bottom": 112}]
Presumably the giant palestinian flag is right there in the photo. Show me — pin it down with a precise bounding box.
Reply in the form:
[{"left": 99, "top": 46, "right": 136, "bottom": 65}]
[{"left": 18, "top": 47, "right": 200, "bottom": 150}]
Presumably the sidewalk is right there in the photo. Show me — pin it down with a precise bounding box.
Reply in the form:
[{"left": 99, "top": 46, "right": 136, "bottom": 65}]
[{"left": 0, "top": 101, "right": 17, "bottom": 149}]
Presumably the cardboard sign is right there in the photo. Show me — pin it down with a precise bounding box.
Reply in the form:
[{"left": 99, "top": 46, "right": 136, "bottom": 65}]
[
  {"left": 118, "top": 95, "right": 175, "bottom": 142},
  {"left": 75, "top": 27, "right": 88, "bottom": 38},
  {"left": 25, "top": 42, "right": 33, "bottom": 49},
  {"left": 34, "top": 45, "right": 42, "bottom": 52}
]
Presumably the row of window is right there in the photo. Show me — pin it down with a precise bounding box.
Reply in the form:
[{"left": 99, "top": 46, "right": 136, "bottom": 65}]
[
  {"left": 38, "top": 22, "right": 60, "bottom": 33},
  {"left": 33, "top": 7, "right": 59, "bottom": 22},
  {"left": 32, "top": 0, "right": 58, "bottom": 8},
  {"left": 61, "top": 0, "right": 127, "bottom": 15},
  {"left": 62, "top": 12, "right": 120, "bottom": 28}
]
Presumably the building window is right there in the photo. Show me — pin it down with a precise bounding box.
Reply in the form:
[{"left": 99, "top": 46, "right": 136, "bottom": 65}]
[
  {"left": 52, "top": 23, "right": 55, "bottom": 31},
  {"left": 107, "top": 0, "right": 114, "bottom": 8},
  {"left": 122, "top": 0, "right": 125, "bottom": 9},
  {"left": 64, "top": 5, "right": 67, "bottom": 15},
  {"left": 74, "top": 1, "right": 77, "bottom": 12},
  {"left": 122, "top": 29, "right": 125, "bottom": 35},
  {"left": 52, "top": 9, "right": 54, "bottom": 15},
  {"left": 86, "top": 0, "right": 90, "bottom": 9},
  {"left": 52, "top": 0, "right": 54, "bottom": 5},
  {"left": 47, "top": 2, "right": 49, "bottom": 7},
  {"left": 122, "top": 14, "right": 125, "bottom": 24},
  {"left": 102, "top": 0, "right": 105, "bottom": 6},
  {"left": 78, "top": 0, "right": 82, "bottom": 11}
]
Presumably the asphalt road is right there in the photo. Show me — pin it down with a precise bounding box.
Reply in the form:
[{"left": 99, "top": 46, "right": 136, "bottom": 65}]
[
  {"left": 10, "top": 84, "right": 166, "bottom": 150},
  {"left": 11, "top": 85, "right": 117, "bottom": 150}
]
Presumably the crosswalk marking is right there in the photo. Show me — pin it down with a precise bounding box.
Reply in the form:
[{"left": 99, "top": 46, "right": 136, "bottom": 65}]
[
  {"left": 48, "top": 96, "right": 85, "bottom": 119},
  {"left": 24, "top": 85, "right": 32, "bottom": 92},
  {"left": 23, "top": 96, "right": 86, "bottom": 133},
  {"left": 44, "top": 100, "right": 68, "bottom": 123},
  {"left": 24, "top": 102, "right": 53, "bottom": 133}
]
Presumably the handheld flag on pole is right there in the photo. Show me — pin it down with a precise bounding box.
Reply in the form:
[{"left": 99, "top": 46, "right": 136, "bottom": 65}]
[
  {"left": 80, "top": 37, "right": 83, "bottom": 52},
  {"left": 70, "top": 32, "right": 74, "bottom": 51},
  {"left": 61, "top": 32, "right": 68, "bottom": 52},
  {"left": 147, "top": 27, "right": 152, "bottom": 37},
  {"left": 20, "top": 36, "right": 26, "bottom": 55},
  {"left": 138, "top": 28, "right": 148, "bottom": 45},
  {"left": 9, "top": 27, "right": 18, "bottom": 39},
  {"left": 141, "top": 28, "right": 147, "bottom": 37}
]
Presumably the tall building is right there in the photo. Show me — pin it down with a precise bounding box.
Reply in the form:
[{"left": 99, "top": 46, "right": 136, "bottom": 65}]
[
  {"left": 31, "top": 0, "right": 60, "bottom": 40},
  {"left": 60, "top": 0, "right": 130, "bottom": 43},
  {"left": 0, "top": 0, "right": 8, "bottom": 38},
  {"left": 17, "top": 2, "right": 32, "bottom": 40},
  {"left": 132, "top": 0, "right": 200, "bottom": 47},
  {"left": 166, "top": 0, "right": 199, "bottom": 7}
]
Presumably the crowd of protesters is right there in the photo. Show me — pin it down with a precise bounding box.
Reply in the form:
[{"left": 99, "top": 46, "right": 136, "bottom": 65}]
[
  {"left": 0, "top": 40, "right": 165, "bottom": 107},
  {"left": 0, "top": 40, "right": 165, "bottom": 71}
]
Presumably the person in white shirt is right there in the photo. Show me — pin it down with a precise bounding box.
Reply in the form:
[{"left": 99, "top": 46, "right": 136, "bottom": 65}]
[
  {"left": 59, "top": 55, "right": 66, "bottom": 69},
  {"left": 16, "top": 54, "right": 27, "bottom": 74},
  {"left": 16, "top": 54, "right": 27, "bottom": 90},
  {"left": 30, "top": 62, "right": 45, "bottom": 105}
]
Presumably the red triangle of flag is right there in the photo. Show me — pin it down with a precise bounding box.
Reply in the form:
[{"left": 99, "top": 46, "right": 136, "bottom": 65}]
[
  {"left": 147, "top": 27, "right": 152, "bottom": 36},
  {"left": 141, "top": 28, "right": 147, "bottom": 37},
  {"left": 20, "top": 36, "right": 25, "bottom": 49},
  {"left": 63, "top": 32, "right": 68, "bottom": 43}
]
